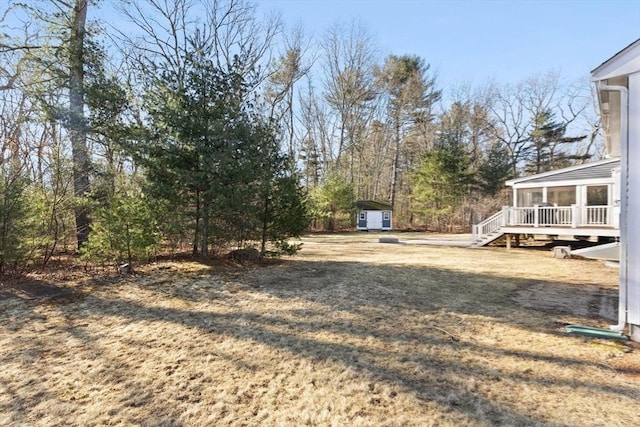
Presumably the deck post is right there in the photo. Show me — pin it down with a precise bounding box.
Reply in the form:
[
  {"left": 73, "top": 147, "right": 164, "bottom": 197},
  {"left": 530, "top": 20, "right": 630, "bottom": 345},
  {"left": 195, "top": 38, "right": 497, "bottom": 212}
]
[
  {"left": 506, "top": 234, "right": 512, "bottom": 249},
  {"left": 515, "top": 234, "right": 520, "bottom": 247},
  {"left": 501, "top": 206, "right": 509, "bottom": 226},
  {"left": 472, "top": 224, "right": 477, "bottom": 242},
  {"left": 533, "top": 205, "right": 539, "bottom": 227},
  {"left": 571, "top": 204, "right": 578, "bottom": 228}
]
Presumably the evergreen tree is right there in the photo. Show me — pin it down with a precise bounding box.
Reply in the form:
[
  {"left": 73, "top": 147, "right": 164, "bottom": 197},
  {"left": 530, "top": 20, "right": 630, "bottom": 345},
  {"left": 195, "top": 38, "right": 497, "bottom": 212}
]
[
  {"left": 525, "top": 109, "right": 589, "bottom": 174},
  {"left": 137, "top": 36, "right": 309, "bottom": 256},
  {"left": 256, "top": 153, "right": 309, "bottom": 255},
  {"left": 139, "top": 41, "right": 248, "bottom": 256},
  {"left": 374, "top": 54, "right": 441, "bottom": 210},
  {"left": 411, "top": 134, "right": 474, "bottom": 232},
  {"left": 309, "top": 175, "right": 355, "bottom": 231},
  {"left": 478, "top": 142, "right": 514, "bottom": 195},
  {"left": 0, "top": 164, "right": 31, "bottom": 274},
  {"left": 81, "top": 188, "right": 158, "bottom": 269}
]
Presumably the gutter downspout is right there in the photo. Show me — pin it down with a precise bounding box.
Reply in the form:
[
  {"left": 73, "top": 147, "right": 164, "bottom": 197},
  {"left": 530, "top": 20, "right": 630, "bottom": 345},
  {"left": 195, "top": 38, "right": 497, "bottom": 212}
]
[{"left": 597, "top": 82, "right": 629, "bottom": 332}]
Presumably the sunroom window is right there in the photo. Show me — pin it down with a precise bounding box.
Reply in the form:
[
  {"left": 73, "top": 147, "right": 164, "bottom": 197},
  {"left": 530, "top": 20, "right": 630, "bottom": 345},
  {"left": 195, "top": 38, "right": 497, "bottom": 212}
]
[
  {"left": 547, "top": 186, "right": 576, "bottom": 206},
  {"left": 587, "top": 185, "right": 608, "bottom": 206},
  {"left": 517, "top": 188, "right": 543, "bottom": 207}
]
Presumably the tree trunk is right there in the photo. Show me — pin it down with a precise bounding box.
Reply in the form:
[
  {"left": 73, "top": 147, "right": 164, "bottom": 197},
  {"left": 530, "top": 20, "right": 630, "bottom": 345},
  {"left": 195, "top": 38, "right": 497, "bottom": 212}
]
[
  {"left": 389, "top": 122, "right": 401, "bottom": 209},
  {"left": 193, "top": 189, "right": 200, "bottom": 255},
  {"left": 260, "top": 193, "right": 270, "bottom": 255},
  {"left": 69, "top": 0, "right": 91, "bottom": 250},
  {"left": 200, "top": 195, "right": 209, "bottom": 257}
]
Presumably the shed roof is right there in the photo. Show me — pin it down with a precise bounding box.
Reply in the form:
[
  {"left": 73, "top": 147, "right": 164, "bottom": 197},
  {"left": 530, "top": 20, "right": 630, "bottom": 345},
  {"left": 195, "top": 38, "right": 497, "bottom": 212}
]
[
  {"left": 356, "top": 200, "right": 392, "bottom": 210},
  {"left": 505, "top": 158, "right": 620, "bottom": 186}
]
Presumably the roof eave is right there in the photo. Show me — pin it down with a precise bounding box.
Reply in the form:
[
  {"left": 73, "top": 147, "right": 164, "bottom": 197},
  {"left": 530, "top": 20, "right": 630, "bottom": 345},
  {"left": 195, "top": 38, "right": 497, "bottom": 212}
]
[
  {"left": 356, "top": 200, "right": 393, "bottom": 210},
  {"left": 505, "top": 158, "right": 620, "bottom": 187},
  {"left": 591, "top": 38, "right": 640, "bottom": 81}
]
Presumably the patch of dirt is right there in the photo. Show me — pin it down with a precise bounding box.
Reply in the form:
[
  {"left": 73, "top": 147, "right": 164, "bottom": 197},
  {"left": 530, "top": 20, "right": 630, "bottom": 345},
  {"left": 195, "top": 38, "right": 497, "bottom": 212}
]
[{"left": 512, "top": 282, "right": 618, "bottom": 320}]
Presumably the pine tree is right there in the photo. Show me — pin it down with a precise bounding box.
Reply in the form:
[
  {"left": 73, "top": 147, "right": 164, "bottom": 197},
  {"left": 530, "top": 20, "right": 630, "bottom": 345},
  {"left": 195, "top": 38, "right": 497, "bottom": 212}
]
[
  {"left": 81, "top": 188, "right": 158, "bottom": 269},
  {"left": 254, "top": 126, "right": 309, "bottom": 255},
  {"left": 525, "top": 109, "right": 589, "bottom": 174},
  {"left": 0, "top": 165, "right": 31, "bottom": 274},
  {"left": 310, "top": 175, "right": 355, "bottom": 231},
  {"left": 411, "top": 134, "right": 475, "bottom": 232},
  {"left": 478, "top": 142, "right": 514, "bottom": 195},
  {"left": 137, "top": 36, "right": 310, "bottom": 256},
  {"left": 374, "top": 54, "right": 441, "bottom": 210}
]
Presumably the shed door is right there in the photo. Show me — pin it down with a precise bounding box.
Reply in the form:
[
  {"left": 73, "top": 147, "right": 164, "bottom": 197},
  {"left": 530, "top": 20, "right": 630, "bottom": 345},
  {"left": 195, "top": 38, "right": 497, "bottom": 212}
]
[{"left": 367, "top": 211, "right": 383, "bottom": 229}]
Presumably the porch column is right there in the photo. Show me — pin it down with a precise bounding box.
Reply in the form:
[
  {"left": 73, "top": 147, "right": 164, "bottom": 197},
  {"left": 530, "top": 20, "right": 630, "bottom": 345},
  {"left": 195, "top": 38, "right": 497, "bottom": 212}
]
[{"left": 571, "top": 204, "right": 578, "bottom": 228}]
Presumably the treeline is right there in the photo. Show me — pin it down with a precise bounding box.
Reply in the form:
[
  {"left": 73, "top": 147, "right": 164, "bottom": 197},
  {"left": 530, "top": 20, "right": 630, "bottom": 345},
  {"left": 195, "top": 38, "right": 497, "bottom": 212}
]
[{"left": 0, "top": 0, "right": 601, "bottom": 273}]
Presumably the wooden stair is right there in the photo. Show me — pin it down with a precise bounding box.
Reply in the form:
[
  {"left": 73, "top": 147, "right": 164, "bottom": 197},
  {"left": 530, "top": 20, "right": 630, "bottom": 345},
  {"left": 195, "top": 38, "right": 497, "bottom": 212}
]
[
  {"left": 472, "top": 230, "right": 505, "bottom": 247},
  {"left": 472, "top": 210, "right": 505, "bottom": 247}
]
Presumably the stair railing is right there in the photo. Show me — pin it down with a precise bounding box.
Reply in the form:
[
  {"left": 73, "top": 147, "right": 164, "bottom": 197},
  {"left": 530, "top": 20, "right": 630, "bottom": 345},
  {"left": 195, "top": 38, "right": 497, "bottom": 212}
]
[{"left": 472, "top": 209, "right": 505, "bottom": 244}]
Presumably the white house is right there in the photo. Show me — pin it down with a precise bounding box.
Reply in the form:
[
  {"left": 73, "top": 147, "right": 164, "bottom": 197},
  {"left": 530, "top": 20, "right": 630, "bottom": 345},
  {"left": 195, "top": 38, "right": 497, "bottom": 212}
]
[
  {"left": 472, "top": 38, "right": 640, "bottom": 340},
  {"left": 591, "top": 38, "right": 640, "bottom": 341}
]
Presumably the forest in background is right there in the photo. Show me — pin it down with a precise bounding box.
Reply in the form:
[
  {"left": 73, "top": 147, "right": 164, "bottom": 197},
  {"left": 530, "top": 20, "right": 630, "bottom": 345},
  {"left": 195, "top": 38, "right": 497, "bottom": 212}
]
[{"left": 0, "top": 0, "right": 603, "bottom": 273}]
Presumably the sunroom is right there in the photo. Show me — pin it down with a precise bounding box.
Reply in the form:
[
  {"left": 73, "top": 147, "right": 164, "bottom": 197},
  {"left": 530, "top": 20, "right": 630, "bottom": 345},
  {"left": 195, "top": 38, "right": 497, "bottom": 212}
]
[{"left": 472, "top": 157, "right": 620, "bottom": 246}]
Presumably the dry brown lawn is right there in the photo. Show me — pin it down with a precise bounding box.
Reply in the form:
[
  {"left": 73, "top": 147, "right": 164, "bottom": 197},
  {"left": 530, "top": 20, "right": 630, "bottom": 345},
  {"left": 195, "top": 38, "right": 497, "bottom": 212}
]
[{"left": 2, "top": 233, "right": 639, "bottom": 426}]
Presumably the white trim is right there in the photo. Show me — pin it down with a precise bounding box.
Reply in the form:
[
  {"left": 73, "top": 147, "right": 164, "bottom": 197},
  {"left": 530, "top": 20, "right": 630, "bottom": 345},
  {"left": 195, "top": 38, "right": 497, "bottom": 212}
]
[
  {"left": 513, "top": 177, "right": 615, "bottom": 189},
  {"left": 626, "top": 70, "right": 640, "bottom": 325},
  {"left": 591, "top": 39, "right": 640, "bottom": 81},
  {"left": 500, "top": 226, "right": 619, "bottom": 237}
]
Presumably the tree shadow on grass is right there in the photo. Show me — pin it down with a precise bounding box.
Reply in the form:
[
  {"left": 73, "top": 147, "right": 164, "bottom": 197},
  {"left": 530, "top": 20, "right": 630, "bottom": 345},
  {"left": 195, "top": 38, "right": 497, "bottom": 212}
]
[
  {"left": 0, "top": 276, "right": 79, "bottom": 299},
  {"left": 53, "top": 289, "right": 640, "bottom": 424},
  {"left": 145, "top": 258, "right": 617, "bottom": 329},
  {"left": 1, "top": 259, "right": 635, "bottom": 425}
]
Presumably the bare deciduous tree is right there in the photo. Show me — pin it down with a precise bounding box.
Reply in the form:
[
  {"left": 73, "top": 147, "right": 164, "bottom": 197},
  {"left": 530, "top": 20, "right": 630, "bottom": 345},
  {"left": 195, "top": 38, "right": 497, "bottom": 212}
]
[
  {"left": 489, "top": 71, "right": 597, "bottom": 176},
  {"left": 117, "top": 0, "right": 281, "bottom": 87},
  {"left": 321, "top": 20, "right": 378, "bottom": 172},
  {"left": 265, "top": 24, "right": 314, "bottom": 158}
]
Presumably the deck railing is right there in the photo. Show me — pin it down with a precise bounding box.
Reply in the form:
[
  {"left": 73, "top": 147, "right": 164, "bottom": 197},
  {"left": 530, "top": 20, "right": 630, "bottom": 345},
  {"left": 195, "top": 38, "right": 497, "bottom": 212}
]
[
  {"left": 473, "top": 204, "right": 617, "bottom": 245},
  {"left": 505, "top": 204, "right": 616, "bottom": 228},
  {"left": 508, "top": 206, "right": 574, "bottom": 227},
  {"left": 583, "top": 205, "right": 610, "bottom": 225}
]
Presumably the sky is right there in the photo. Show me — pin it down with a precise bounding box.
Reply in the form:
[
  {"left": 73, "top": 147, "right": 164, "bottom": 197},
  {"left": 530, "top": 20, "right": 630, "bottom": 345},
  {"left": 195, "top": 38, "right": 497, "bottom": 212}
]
[
  {"left": 253, "top": 0, "right": 640, "bottom": 90},
  {"left": 4, "top": 0, "right": 638, "bottom": 94}
]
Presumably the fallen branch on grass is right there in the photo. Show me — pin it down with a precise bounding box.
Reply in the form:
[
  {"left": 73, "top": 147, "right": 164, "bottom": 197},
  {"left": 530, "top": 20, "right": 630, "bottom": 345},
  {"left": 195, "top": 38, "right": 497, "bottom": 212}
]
[{"left": 429, "top": 325, "right": 459, "bottom": 342}]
